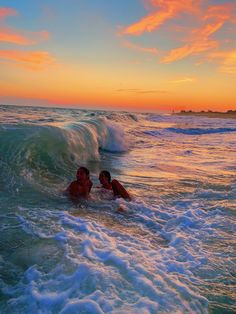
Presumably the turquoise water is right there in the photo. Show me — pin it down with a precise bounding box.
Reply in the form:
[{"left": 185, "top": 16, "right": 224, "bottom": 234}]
[{"left": 0, "top": 104, "right": 235, "bottom": 313}]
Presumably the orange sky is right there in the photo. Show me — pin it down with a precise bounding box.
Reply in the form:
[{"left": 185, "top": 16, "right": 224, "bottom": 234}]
[{"left": 0, "top": 1, "right": 236, "bottom": 112}]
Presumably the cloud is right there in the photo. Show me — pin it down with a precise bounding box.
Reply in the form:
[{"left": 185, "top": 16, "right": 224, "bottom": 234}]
[
  {"left": 161, "top": 4, "right": 233, "bottom": 63},
  {"left": 122, "top": 40, "right": 158, "bottom": 54},
  {"left": 0, "top": 7, "right": 17, "bottom": 21},
  {"left": 0, "top": 28, "right": 35, "bottom": 45},
  {"left": 0, "top": 50, "right": 55, "bottom": 70},
  {"left": 116, "top": 88, "right": 168, "bottom": 94},
  {"left": 208, "top": 50, "right": 236, "bottom": 74},
  {"left": 169, "top": 77, "right": 196, "bottom": 83},
  {"left": 120, "top": 1, "right": 236, "bottom": 68},
  {"left": 0, "top": 6, "right": 54, "bottom": 71},
  {"left": 0, "top": 28, "right": 50, "bottom": 45},
  {"left": 161, "top": 40, "right": 218, "bottom": 63},
  {"left": 121, "top": 0, "right": 201, "bottom": 36},
  {"left": 0, "top": 6, "right": 50, "bottom": 45}
]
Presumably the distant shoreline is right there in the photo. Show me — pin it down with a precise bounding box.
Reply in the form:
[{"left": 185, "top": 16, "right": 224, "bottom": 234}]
[{"left": 173, "top": 111, "right": 236, "bottom": 119}]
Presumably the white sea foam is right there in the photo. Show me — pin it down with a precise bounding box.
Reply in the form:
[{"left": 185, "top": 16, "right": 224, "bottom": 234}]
[
  {"left": 8, "top": 203, "right": 212, "bottom": 313},
  {"left": 98, "top": 118, "right": 129, "bottom": 152}
]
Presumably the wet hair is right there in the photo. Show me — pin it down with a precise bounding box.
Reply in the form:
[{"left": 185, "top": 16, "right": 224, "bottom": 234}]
[
  {"left": 100, "top": 170, "right": 111, "bottom": 184},
  {"left": 77, "top": 166, "right": 90, "bottom": 177}
]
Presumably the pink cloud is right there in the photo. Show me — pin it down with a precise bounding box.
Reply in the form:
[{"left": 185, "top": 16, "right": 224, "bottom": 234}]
[
  {"left": 161, "top": 4, "right": 234, "bottom": 63},
  {"left": 0, "top": 50, "right": 55, "bottom": 70},
  {"left": 0, "top": 28, "right": 50, "bottom": 45},
  {"left": 0, "top": 6, "right": 50, "bottom": 45},
  {"left": 122, "top": 40, "right": 158, "bottom": 54},
  {"left": 161, "top": 40, "right": 219, "bottom": 63},
  {"left": 0, "top": 7, "right": 55, "bottom": 71},
  {"left": 0, "top": 7, "right": 17, "bottom": 21},
  {"left": 121, "top": 1, "right": 236, "bottom": 68},
  {"left": 121, "top": 0, "right": 201, "bottom": 36}
]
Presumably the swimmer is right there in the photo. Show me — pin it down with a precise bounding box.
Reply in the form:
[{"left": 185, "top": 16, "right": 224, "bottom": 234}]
[
  {"left": 66, "top": 167, "right": 93, "bottom": 201},
  {"left": 99, "top": 170, "right": 131, "bottom": 211}
]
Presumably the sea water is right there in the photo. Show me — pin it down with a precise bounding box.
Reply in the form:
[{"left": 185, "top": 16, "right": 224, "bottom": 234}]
[{"left": 0, "top": 104, "right": 235, "bottom": 314}]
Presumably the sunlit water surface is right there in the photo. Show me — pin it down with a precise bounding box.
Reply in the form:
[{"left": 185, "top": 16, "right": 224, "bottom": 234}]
[{"left": 0, "top": 105, "right": 235, "bottom": 313}]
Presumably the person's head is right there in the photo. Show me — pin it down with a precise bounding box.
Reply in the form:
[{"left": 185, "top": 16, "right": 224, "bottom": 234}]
[
  {"left": 99, "top": 170, "right": 111, "bottom": 185},
  {"left": 76, "top": 167, "right": 90, "bottom": 182}
]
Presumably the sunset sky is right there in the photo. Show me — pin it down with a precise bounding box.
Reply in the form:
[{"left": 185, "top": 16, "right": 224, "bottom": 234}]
[{"left": 0, "top": 0, "right": 236, "bottom": 112}]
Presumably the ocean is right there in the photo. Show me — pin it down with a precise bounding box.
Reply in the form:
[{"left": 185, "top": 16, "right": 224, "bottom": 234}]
[{"left": 0, "top": 104, "right": 235, "bottom": 314}]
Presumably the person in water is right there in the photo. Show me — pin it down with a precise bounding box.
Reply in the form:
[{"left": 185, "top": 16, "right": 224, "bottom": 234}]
[
  {"left": 66, "top": 167, "right": 93, "bottom": 201},
  {"left": 99, "top": 170, "right": 131, "bottom": 200}
]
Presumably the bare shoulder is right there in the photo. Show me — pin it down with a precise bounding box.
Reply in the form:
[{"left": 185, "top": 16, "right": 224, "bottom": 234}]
[
  {"left": 111, "top": 179, "right": 121, "bottom": 186},
  {"left": 111, "top": 179, "right": 131, "bottom": 200},
  {"left": 69, "top": 180, "right": 78, "bottom": 188}
]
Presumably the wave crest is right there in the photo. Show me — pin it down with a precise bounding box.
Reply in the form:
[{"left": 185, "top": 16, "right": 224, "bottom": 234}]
[{"left": 0, "top": 118, "right": 129, "bottom": 187}]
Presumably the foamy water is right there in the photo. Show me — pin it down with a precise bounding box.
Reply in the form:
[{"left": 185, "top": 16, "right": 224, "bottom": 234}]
[{"left": 0, "top": 104, "right": 235, "bottom": 313}]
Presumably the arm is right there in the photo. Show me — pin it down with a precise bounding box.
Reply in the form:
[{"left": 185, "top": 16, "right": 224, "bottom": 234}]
[
  {"left": 65, "top": 181, "right": 80, "bottom": 199},
  {"left": 83, "top": 179, "right": 93, "bottom": 199},
  {"left": 111, "top": 179, "right": 131, "bottom": 200},
  {"left": 64, "top": 182, "right": 73, "bottom": 195},
  {"left": 88, "top": 180, "right": 93, "bottom": 192}
]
